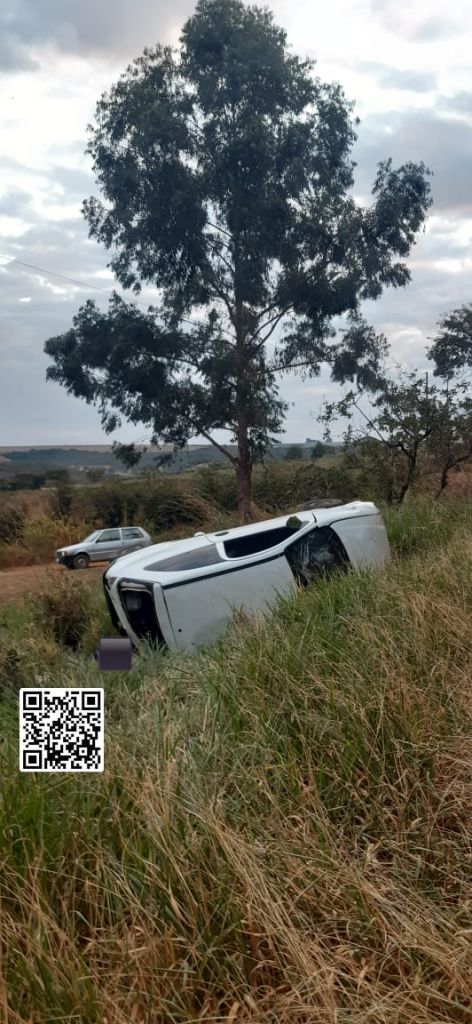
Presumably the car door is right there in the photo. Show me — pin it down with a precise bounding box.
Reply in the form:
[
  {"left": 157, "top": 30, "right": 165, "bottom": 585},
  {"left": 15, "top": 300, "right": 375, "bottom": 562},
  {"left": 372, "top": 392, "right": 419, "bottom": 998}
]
[
  {"left": 92, "top": 528, "right": 124, "bottom": 562},
  {"left": 122, "top": 527, "right": 147, "bottom": 553}
]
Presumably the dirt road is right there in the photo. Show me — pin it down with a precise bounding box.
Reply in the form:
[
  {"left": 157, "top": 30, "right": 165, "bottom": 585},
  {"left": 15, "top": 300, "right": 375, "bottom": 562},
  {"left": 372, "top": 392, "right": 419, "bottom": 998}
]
[{"left": 0, "top": 563, "right": 106, "bottom": 608}]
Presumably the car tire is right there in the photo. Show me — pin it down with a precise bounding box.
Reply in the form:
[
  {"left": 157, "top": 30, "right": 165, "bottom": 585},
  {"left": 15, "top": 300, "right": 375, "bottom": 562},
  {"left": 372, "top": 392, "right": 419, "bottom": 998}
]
[{"left": 73, "top": 553, "right": 90, "bottom": 570}]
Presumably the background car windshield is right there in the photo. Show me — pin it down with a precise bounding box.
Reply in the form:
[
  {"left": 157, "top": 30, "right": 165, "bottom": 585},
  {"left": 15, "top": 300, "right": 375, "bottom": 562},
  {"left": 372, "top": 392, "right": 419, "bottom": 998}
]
[{"left": 83, "top": 531, "right": 99, "bottom": 542}]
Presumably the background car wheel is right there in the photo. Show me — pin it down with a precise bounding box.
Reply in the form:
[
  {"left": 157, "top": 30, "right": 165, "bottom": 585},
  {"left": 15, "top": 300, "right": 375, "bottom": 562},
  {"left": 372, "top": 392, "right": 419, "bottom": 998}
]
[{"left": 73, "top": 553, "right": 90, "bottom": 570}]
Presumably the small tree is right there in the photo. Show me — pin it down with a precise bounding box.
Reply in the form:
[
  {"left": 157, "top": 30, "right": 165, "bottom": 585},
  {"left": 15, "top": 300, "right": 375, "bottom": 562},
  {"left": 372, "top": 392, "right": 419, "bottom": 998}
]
[
  {"left": 320, "top": 371, "right": 441, "bottom": 504},
  {"left": 426, "top": 379, "right": 472, "bottom": 498},
  {"left": 44, "top": 0, "right": 432, "bottom": 521}
]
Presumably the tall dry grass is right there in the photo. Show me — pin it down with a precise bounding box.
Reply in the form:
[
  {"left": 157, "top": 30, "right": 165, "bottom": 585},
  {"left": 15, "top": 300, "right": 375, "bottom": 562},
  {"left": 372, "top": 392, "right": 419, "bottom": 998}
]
[{"left": 0, "top": 503, "right": 471, "bottom": 1022}]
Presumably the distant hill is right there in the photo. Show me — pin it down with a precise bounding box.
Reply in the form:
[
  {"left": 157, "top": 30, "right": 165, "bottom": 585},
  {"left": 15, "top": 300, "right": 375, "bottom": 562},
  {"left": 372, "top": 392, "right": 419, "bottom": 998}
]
[{"left": 0, "top": 440, "right": 340, "bottom": 481}]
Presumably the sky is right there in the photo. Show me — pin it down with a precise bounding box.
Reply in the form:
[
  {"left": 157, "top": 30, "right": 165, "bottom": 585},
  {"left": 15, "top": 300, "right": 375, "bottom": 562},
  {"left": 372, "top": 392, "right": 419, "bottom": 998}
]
[{"left": 0, "top": 0, "right": 471, "bottom": 445}]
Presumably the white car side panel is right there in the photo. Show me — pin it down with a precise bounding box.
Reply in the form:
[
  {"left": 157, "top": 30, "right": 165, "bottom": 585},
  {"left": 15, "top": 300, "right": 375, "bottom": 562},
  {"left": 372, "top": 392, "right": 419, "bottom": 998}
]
[
  {"left": 162, "top": 555, "right": 297, "bottom": 651},
  {"left": 330, "top": 513, "right": 390, "bottom": 568}
]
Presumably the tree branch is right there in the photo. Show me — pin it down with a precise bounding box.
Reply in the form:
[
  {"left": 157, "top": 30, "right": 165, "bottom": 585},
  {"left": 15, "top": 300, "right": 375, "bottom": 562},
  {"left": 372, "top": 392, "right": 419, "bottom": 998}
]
[
  {"left": 204, "top": 232, "right": 234, "bottom": 275},
  {"left": 266, "top": 359, "right": 313, "bottom": 375},
  {"left": 250, "top": 307, "right": 291, "bottom": 350},
  {"left": 207, "top": 219, "right": 233, "bottom": 242},
  {"left": 200, "top": 430, "right": 238, "bottom": 465}
]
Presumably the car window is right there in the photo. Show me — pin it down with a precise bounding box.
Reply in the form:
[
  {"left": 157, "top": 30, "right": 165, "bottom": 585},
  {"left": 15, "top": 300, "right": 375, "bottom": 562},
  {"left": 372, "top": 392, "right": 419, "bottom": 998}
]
[
  {"left": 145, "top": 545, "right": 224, "bottom": 572},
  {"left": 83, "top": 531, "right": 99, "bottom": 542},
  {"left": 96, "top": 529, "right": 121, "bottom": 543},
  {"left": 285, "top": 526, "right": 349, "bottom": 586},
  {"left": 223, "top": 523, "right": 302, "bottom": 559},
  {"left": 123, "top": 528, "right": 143, "bottom": 539}
]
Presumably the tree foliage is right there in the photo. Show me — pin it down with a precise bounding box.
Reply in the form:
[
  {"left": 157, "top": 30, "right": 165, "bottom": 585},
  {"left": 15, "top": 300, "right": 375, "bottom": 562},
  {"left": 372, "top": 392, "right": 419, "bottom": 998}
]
[
  {"left": 321, "top": 369, "right": 472, "bottom": 503},
  {"left": 428, "top": 303, "right": 472, "bottom": 379},
  {"left": 44, "top": 0, "right": 433, "bottom": 519}
]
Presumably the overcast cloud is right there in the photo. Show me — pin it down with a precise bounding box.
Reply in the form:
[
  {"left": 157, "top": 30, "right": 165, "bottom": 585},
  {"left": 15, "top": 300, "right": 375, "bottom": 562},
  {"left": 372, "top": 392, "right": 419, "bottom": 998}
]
[{"left": 0, "top": 0, "right": 471, "bottom": 444}]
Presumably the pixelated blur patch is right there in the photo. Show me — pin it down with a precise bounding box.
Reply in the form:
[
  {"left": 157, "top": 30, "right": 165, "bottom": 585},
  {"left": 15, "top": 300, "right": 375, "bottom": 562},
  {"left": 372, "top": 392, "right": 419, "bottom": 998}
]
[
  {"left": 20, "top": 688, "right": 104, "bottom": 772},
  {"left": 98, "top": 637, "right": 132, "bottom": 671}
]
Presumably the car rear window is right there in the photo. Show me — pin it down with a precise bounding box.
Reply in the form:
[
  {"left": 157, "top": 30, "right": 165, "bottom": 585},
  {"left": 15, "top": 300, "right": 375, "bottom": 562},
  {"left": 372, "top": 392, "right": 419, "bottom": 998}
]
[
  {"left": 145, "top": 544, "right": 224, "bottom": 572},
  {"left": 123, "top": 528, "right": 143, "bottom": 539}
]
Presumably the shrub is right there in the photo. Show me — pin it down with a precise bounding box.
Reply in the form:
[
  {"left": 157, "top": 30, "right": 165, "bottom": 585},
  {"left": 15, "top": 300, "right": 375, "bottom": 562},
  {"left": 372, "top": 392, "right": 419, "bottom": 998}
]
[
  {"left": 0, "top": 624, "right": 59, "bottom": 698},
  {"left": 0, "top": 501, "right": 26, "bottom": 543},
  {"left": 28, "top": 572, "right": 110, "bottom": 651},
  {"left": 194, "top": 464, "right": 237, "bottom": 510}
]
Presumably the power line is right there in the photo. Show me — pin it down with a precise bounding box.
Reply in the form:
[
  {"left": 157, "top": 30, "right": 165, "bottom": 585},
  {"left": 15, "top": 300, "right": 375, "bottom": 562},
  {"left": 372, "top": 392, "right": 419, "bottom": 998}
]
[
  {"left": 0, "top": 252, "right": 231, "bottom": 338},
  {"left": 0, "top": 254, "right": 115, "bottom": 296}
]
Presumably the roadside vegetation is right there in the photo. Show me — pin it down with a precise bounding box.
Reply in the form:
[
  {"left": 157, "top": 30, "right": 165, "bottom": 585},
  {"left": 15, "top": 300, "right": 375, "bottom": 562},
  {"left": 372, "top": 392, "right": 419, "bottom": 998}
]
[
  {"left": 0, "top": 455, "right": 470, "bottom": 570},
  {"left": 1, "top": 498, "right": 471, "bottom": 1022}
]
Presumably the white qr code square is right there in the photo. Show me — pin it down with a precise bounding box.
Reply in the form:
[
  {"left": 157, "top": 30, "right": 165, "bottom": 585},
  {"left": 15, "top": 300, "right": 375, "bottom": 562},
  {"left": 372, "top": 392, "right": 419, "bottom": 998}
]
[{"left": 20, "top": 688, "right": 104, "bottom": 772}]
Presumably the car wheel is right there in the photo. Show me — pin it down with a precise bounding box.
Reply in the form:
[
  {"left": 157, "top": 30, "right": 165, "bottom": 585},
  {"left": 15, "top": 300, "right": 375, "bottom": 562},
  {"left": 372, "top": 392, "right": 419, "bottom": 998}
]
[{"left": 73, "top": 553, "right": 90, "bottom": 570}]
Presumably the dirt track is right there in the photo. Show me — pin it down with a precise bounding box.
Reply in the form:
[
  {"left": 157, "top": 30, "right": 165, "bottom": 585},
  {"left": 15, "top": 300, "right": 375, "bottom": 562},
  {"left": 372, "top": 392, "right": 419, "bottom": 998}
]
[{"left": 0, "top": 563, "right": 106, "bottom": 608}]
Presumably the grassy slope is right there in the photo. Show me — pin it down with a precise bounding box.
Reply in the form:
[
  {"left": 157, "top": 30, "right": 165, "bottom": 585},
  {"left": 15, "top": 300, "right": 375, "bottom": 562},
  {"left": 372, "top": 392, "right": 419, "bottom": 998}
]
[{"left": 0, "top": 499, "right": 472, "bottom": 1023}]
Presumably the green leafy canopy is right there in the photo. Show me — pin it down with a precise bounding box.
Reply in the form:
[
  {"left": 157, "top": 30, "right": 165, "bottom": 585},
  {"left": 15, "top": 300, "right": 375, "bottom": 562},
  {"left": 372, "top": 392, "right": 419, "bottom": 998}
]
[{"left": 44, "top": 0, "right": 433, "bottom": 508}]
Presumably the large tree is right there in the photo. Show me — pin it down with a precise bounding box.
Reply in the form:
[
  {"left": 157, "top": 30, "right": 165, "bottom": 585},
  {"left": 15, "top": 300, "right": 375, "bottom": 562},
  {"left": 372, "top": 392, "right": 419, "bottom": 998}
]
[{"left": 44, "top": 0, "right": 432, "bottom": 521}]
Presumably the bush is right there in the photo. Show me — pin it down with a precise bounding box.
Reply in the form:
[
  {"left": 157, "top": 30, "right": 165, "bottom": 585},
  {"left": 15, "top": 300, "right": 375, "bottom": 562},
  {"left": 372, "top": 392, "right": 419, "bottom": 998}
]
[
  {"left": 253, "top": 460, "right": 358, "bottom": 511},
  {"left": 28, "top": 572, "right": 112, "bottom": 652},
  {"left": 0, "top": 501, "right": 26, "bottom": 543},
  {"left": 194, "top": 464, "right": 237, "bottom": 510},
  {"left": 83, "top": 482, "right": 141, "bottom": 528},
  {"left": 0, "top": 621, "right": 58, "bottom": 698},
  {"left": 51, "top": 484, "right": 74, "bottom": 519}
]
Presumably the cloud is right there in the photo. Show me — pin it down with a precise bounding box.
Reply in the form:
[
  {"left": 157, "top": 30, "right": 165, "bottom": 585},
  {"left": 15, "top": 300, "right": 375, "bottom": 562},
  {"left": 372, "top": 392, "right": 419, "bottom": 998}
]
[
  {"left": 438, "top": 91, "right": 472, "bottom": 116},
  {"left": 352, "top": 108, "right": 472, "bottom": 215},
  {"left": 368, "top": 0, "right": 464, "bottom": 41},
  {"left": 0, "top": 0, "right": 195, "bottom": 69},
  {"left": 0, "top": 32, "right": 38, "bottom": 72},
  {"left": 0, "top": 187, "right": 35, "bottom": 219},
  {"left": 410, "top": 17, "right": 461, "bottom": 41},
  {"left": 354, "top": 60, "right": 437, "bottom": 92}
]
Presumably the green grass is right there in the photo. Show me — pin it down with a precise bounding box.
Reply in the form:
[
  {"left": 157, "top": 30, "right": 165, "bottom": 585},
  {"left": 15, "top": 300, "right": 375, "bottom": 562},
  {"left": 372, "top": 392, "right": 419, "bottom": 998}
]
[{"left": 0, "top": 499, "right": 471, "bottom": 1022}]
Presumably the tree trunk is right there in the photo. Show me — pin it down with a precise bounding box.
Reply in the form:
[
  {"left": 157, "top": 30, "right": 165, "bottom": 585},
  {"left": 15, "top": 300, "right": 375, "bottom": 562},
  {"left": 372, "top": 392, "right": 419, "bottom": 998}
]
[
  {"left": 396, "top": 453, "right": 417, "bottom": 505},
  {"left": 234, "top": 296, "right": 254, "bottom": 523},
  {"left": 434, "top": 462, "right": 450, "bottom": 500},
  {"left": 235, "top": 404, "right": 253, "bottom": 522},
  {"left": 235, "top": 449, "right": 253, "bottom": 523}
]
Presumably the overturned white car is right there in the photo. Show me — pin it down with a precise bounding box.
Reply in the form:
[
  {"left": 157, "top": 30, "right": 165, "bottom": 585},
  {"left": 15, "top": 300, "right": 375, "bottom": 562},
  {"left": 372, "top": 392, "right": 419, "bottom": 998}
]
[{"left": 102, "top": 501, "right": 390, "bottom": 653}]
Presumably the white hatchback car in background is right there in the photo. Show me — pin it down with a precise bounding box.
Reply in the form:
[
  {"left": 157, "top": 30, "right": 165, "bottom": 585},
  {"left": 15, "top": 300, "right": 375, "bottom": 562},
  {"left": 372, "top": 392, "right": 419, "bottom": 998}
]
[{"left": 103, "top": 501, "right": 390, "bottom": 653}]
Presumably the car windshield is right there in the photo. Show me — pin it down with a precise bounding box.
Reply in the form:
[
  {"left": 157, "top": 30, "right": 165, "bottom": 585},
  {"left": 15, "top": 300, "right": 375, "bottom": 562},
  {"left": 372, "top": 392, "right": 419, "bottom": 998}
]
[{"left": 83, "top": 531, "right": 100, "bottom": 542}]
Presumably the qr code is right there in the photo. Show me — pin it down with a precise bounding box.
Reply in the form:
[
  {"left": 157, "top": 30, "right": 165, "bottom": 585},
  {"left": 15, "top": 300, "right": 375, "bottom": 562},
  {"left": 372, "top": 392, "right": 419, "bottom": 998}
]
[{"left": 20, "top": 689, "right": 104, "bottom": 772}]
